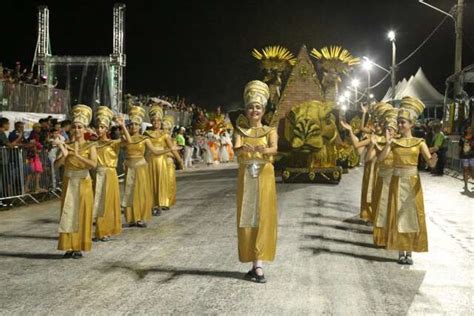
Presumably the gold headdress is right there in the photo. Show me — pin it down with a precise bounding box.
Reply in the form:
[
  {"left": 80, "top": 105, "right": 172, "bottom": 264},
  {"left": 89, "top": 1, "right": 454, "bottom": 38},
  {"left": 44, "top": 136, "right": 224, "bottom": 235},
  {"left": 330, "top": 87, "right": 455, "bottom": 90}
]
[
  {"left": 162, "top": 115, "right": 175, "bottom": 131},
  {"left": 243, "top": 80, "right": 270, "bottom": 108},
  {"left": 72, "top": 104, "right": 93, "bottom": 127},
  {"left": 95, "top": 106, "right": 114, "bottom": 127},
  {"left": 398, "top": 96, "right": 425, "bottom": 122},
  {"left": 149, "top": 103, "right": 164, "bottom": 120},
  {"left": 384, "top": 108, "right": 398, "bottom": 131},
  {"left": 373, "top": 102, "right": 392, "bottom": 122},
  {"left": 128, "top": 105, "right": 146, "bottom": 125}
]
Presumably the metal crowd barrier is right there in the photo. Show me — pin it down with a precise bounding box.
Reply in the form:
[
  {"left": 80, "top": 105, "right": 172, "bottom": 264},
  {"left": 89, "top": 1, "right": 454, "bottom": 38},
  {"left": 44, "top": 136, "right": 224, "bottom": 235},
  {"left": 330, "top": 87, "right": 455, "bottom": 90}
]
[
  {"left": 0, "top": 146, "right": 63, "bottom": 205},
  {"left": 0, "top": 80, "right": 69, "bottom": 114},
  {"left": 445, "top": 137, "right": 462, "bottom": 173}
]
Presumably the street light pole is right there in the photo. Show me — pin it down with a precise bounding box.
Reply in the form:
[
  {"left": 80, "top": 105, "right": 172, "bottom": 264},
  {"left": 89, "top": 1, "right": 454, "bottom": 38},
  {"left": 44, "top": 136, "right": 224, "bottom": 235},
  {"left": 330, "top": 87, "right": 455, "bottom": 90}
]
[
  {"left": 454, "top": 0, "right": 464, "bottom": 96},
  {"left": 388, "top": 30, "right": 397, "bottom": 100}
]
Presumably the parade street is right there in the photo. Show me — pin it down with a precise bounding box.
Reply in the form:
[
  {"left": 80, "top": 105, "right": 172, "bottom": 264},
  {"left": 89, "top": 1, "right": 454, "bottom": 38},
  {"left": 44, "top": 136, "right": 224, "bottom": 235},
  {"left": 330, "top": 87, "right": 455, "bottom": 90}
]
[{"left": 0, "top": 164, "right": 472, "bottom": 315}]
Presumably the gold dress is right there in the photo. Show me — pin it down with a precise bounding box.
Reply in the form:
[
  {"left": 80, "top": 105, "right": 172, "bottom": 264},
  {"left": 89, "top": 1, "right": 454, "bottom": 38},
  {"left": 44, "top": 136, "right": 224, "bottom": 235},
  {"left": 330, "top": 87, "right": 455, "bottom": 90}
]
[
  {"left": 94, "top": 140, "right": 122, "bottom": 238},
  {"left": 385, "top": 138, "right": 428, "bottom": 252},
  {"left": 372, "top": 137, "right": 394, "bottom": 246},
  {"left": 236, "top": 126, "right": 278, "bottom": 263},
  {"left": 57, "top": 142, "right": 95, "bottom": 252},
  {"left": 144, "top": 130, "right": 175, "bottom": 208},
  {"left": 122, "top": 135, "right": 152, "bottom": 223},
  {"left": 360, "top": 146, "right": 378, "bottom": 222}
]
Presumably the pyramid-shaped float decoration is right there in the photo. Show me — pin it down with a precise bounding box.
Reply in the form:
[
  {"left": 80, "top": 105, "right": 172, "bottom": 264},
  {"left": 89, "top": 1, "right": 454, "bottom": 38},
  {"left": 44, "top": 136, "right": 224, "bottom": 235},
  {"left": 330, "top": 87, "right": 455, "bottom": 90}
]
[{"left": 270, "top": 45, "right": 324, "bottom": 127}]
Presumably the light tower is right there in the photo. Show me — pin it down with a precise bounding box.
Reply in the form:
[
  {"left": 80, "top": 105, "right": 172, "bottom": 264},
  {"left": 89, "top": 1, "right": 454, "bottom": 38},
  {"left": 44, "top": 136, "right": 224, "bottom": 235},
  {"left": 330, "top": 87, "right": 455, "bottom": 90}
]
[
  {"left": 111, "top": 3, "right": 126, "bottom": 112},
  {"left": 35, "top": 5, "right": 51, "bottom": 80}
]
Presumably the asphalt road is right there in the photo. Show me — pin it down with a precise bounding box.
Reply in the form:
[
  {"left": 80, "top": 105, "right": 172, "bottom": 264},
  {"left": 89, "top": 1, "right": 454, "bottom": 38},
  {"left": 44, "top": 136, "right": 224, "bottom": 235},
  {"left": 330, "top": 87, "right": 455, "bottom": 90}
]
[{"left": 0, "top": 163, "right": 472, "bottom": 315}]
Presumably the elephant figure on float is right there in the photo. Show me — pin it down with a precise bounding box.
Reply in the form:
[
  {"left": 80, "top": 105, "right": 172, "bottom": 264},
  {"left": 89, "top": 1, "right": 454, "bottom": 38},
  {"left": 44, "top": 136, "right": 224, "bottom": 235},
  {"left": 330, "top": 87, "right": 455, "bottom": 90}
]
[{"left": 285, "top": 100, "right": 339, "bottom": 168}]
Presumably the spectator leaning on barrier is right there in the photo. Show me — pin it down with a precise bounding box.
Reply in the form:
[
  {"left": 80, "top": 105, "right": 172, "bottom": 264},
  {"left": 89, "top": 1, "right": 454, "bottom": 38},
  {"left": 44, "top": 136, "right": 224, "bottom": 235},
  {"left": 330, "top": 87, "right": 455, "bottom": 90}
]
[
  {"left": 60, "top": 120, "right": 71, "bottom": 142},
  {"left": 0, "top": 118, "right": 10, "bottom": 146},
  {"left": 459, "top": 126, "right": 474, "bottom": 192},
  {"left": 429, "top": 120, "right": 447, "bottom": 176}
]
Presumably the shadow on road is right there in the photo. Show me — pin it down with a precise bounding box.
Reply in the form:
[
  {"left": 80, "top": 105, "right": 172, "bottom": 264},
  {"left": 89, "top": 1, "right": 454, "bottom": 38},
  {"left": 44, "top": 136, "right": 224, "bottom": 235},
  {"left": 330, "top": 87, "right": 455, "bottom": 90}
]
[
  {"left": 0, "top": 251, "right": 63, "bottom": 259},
  {"left": 301, "top": 221, "right": 372, "bottom": 235},
  {"left": 304, "top": 212, "right": 370, "bottom": 226},
  {"left": 303, "top": 234, "right": 378, "bottom": 249},
  {"left": 0, "top": 233, "right": 57, "bottom": 240},
  {"left": 99, "top": 262, "right": 250, "bottom": 283},
  {"left": 300, "top": 246, "right": 394, "bottom": 262}
]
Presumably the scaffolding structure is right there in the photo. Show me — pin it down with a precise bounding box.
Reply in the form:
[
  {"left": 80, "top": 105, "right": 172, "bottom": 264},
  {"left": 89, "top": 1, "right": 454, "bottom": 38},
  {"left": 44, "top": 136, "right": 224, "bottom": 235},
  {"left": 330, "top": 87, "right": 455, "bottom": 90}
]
[{"left": 33, "top": 3, "right": 126, "bottom": 113}]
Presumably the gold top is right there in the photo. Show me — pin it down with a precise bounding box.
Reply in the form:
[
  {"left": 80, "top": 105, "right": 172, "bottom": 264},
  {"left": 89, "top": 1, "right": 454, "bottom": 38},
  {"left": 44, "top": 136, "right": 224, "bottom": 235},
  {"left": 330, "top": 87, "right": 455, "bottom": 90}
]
[
  {"left": 143, "top": 130, "right": 167, "bottom": 149},
  {"left": 72, "top": 104, "right": 93, "bottom": 127},
  {"left": 398, "top": 96, "right": 425, "bottom": 122},
  {"left": 375, "top": 136, "right": 394, "bottom": 169},
  {"left": 125, "top": 134, "right": 148, "bottom": 159},
  {"left": 96, "top": 140, "right": 121, "bottom": 168},
  {"left": 95, "top": 106, "right": 114, "bottom": 127},
  {"left": 243, "top": 80, "right": 270, "bottom": 108},
  {"left": 392, "top": 137, "right": 425, "bottom": 167},
  {"left": 64, "top": 141, "right": 95, "bottom": 170},
  {"left": 128, "top": 105, "right": 146, "bottom": 125},
  {"left": 237, "top": 126, "right": 275, "bottom": 164},
  {"left": 149, "top": 104, "right": 164, "bottom": 120}
]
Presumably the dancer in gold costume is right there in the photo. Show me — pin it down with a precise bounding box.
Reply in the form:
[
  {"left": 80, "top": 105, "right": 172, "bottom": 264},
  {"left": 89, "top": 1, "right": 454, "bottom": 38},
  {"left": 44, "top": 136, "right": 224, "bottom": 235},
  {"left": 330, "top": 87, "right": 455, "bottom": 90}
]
[
  {"left": 340, "top": 103, "right": 387, "bottom": 222},
  {"left": 160, "top": 115, "right": 182, "bottom": 209},
  {"left": 144, "top": 106, "right": 183, "bottom": 215},
  {"left": 122, "top": 105, "right": 174, "bottom": 227},
  {"left": 234, "top": 80, "right": 278, "bottom": 283},
  {"left": 92, "top": 106, "right": 125, "bottom": 241},
  {"left": 378, "top": 97, "right": 437, "bottom": 265},
  {"left": 366, "top": 106, "right": 398, "bottom": 246},
  {"left": 55, "top": 104, "right": 97, "bottom": 258}
]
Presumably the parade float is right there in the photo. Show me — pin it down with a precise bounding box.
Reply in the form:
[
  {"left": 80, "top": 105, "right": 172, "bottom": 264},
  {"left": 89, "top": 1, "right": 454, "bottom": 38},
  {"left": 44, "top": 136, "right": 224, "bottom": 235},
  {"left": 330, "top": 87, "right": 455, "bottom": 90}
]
[{"left": 232, "top": 44, "right": 361, "bottom": 184}]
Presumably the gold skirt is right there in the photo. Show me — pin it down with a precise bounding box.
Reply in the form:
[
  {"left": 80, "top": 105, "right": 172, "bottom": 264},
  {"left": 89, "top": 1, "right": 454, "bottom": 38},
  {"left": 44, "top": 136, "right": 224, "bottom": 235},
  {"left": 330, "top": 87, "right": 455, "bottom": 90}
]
[
  {"left": 58, "top": 172, "right": 94, "bottom": 252},
  {"left": 124, "top": 161, "right": 152, "bottom": 223},
  {"left": 236, "top": 162, "right": 278, "bottom": 262},
  {"left": 372, "top": 168, "right": 393, "bottom": 246},
  {"left": 385, "top": 167, "right": 428, "bottom": 252},
  {"left": 166, "top": 157, "right": 176, "bottom": 207},
  {"left": 94, "top": 167, "right": 122, "bottom": 238},
  {"left": 148, "top": 154, "right": 175, "bottom": 208},
  {"left": 360, "top": 160, "right": 377, "bottom": 221}
]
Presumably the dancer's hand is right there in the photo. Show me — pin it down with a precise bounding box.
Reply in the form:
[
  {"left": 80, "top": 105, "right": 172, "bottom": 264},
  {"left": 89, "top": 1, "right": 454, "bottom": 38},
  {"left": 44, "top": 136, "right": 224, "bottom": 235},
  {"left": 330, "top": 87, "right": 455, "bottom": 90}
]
[
  {"left": 360, "top": 103, "right": 368, "bottom": 114},
  {"left": 254, "top": 145, "right": 266, "bottom": 153},
  {"left": 115, "top": 115, "right": 125, "bottom": 127},
  {"left": 385, "top": 129, "right": 393, "bottom": 144},
  {"left": 241, "top": 143, "right": 255, "bottom": 153},
  {"left": 370, "top": 134, "right": 377, "bottom": 145},
  {"left": 340, "top": 120, "right": 352, "bottom": 132}
]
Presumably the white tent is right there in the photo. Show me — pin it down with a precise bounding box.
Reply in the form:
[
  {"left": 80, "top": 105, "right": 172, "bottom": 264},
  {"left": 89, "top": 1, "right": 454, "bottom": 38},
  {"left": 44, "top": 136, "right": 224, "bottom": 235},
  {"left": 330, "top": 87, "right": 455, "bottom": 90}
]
[{"left": 382, "top": 68, "right": 444, "bottom": 108}]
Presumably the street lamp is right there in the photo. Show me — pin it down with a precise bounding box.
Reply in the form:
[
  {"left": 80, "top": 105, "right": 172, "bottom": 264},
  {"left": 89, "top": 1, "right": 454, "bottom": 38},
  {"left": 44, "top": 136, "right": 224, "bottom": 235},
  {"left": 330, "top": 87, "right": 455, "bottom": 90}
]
[
  {"left": 362, "top": 60, "right": 372, "bottom": 102},
  {"left": 344, "top": 90, "right": 351, "bottom": 98},
  {"left": 351, "top": 79, "right": 360, "bottom": 106},
  {"left": 387, "top": 30, "right": 397, "bottom": 100}
]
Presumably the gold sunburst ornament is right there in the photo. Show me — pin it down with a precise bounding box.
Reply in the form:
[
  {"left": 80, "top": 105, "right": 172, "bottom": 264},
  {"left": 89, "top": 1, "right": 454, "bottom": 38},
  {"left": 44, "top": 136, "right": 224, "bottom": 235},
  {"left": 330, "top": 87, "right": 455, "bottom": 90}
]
[
  {"left": 252, "top": 45, "right": 296, "bottom": 72},
  {"left": 310, "top": 46, "right": 360, "bottom": 74}
]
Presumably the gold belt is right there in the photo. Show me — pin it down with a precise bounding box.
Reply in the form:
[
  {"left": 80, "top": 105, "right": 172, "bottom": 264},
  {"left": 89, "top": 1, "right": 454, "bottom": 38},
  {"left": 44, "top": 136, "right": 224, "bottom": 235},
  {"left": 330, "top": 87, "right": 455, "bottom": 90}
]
[
  {"left": 64, "top": 169, "right": 90, "bottom": 179},
  {"left": 125, "top": 158, "right": 147, "bottom": 168},
  {"left": 393, "top": 166, "right": 418, "bottom": 177},
  {"left": 377, "top": 167, "right": 393, "bottom": 178}
]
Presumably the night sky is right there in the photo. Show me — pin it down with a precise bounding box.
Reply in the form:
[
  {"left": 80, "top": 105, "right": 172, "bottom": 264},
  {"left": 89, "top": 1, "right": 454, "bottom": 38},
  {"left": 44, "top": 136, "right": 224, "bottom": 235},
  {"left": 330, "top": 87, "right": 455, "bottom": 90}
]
[{"left": 1, "top": 0, "right": 473, "bottom": 109}]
